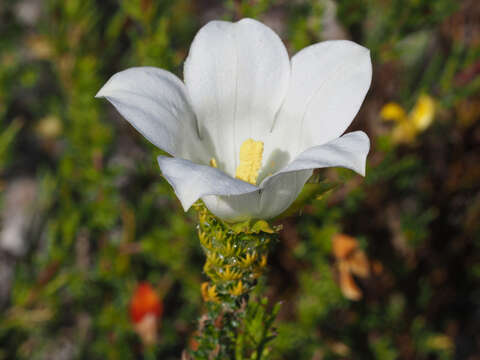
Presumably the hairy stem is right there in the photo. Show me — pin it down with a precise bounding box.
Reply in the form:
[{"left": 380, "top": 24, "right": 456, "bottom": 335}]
[{"left": 186, "top": 205, "right": 281, "bottom": 360}]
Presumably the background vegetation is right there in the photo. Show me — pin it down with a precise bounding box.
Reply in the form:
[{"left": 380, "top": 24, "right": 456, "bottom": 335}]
[{"left": 0, "top": 0, "right": 479, "bottom": 359}]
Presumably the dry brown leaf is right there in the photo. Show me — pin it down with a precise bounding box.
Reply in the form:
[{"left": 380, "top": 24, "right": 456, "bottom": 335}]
[
  {"left": 348, "top": 251, "right": 370, "bottom": 278},
  {"left": 339, "top": 266, "right": 363, "bottom": 301},
  {"left": 332, "top": 234, "right": 357, "bottom": 259},
  {"left": 133, "top": 313, "right": 158, "bottom": 346}
]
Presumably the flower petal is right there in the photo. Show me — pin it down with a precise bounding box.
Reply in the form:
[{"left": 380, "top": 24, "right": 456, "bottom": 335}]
[
  {"left": 271, "top": 40, "right": 372, "bottom": 157},
  {"left": 184, "top": 18, "right": 290, "bottom": 176},
  {"left": 96, "top": 67, "right": 207, "bottom": 162},
  {"left": 204, "top": 132, "right": 369, "bottom": 221},
  {"left": 157, "top": 156, "right": 259, "bottom": 212},
  {"left": 263, "top": 131, "right": 370, "bottom": 185},
  {"left": 257, "top": 170, "right": 313, "bottom": 219},
  {"left": 202, "top": 169, "right": 312, "bottom": 222},
  {"left": 202, "top": 192, "right": 262, "bottom": 222}
]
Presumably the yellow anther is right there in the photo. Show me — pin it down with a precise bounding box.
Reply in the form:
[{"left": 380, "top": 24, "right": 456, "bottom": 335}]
[
  {"left": 235, "top": 138, "right": 264, "bottom": 185},
  {"left": 229, "top": 281, "right": 246, "bottom": 296},
  {"left": 210, "top": 157, "right": 218, "bottom": 168}
]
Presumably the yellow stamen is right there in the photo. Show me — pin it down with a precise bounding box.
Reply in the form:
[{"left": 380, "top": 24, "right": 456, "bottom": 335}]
[
  {"left": 235, "top": 138, "right": 264, "bottom": 185},
  {"left": 210, "top": 157, "right": 218, "bottom": 168}
]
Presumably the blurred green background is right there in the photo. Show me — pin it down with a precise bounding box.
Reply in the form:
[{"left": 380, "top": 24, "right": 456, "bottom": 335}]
[{"left": 0, "top": 0, "right": 479, "bottom": 359}]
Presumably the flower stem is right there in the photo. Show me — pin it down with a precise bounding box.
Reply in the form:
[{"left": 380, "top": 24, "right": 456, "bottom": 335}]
[{"left": 186, "top": 205, "right": 281, "bottom": 359}]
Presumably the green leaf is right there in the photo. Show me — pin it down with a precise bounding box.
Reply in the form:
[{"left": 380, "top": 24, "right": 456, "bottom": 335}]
[{"left": 251, "top": 220, "right": 274, "bottom": 234}]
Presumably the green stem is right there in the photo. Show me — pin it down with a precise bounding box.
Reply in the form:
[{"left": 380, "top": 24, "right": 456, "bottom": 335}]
[{"left": 186, "top": 204, "right": 281, "bottom": 360}]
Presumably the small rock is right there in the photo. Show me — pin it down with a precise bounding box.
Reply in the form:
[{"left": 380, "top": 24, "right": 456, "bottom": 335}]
[
  {"left": 14, "top": 0, "right": 43, "bottom": 27},
  {"left": 0, "top": 178, "right": 37, "bottom": 257}
]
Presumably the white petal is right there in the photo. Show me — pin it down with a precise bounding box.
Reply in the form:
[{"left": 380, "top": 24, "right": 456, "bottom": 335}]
[
  {"left": 263, "top": 130, "right": 370, "bottom": 190},
  {"left": 159, "top": 132, "right": 368, "bottom": 221},
  {"left": 264, "top": 131, "right": 370, "bottom": 184},
  {"left": 271, "top": 40, "right": 372, "bottom": 157},
  {"left": 203, "top": 170, "right": 312, "bottom": 221},
  {"left": 202, "top": 192, "right": 261, "bottom": 222},
  {"left": 204, "top": 132, "right": 369, "bottom": 221},
  {"left": 96, "top": 67, "right": 207, "bottom": 162},
  {"left": 157, "top": 156, "right": 259, "bottom": 212},
  {"left": 184, "top": 18, "right": 290, "bottom": 176},
  {"left": 257, "top": 170, "right": 313, "bottom": 219},
  {"left": 253, "top": 131, "right": 369, "bottom": 220},
  {"left": 202, "top": 170, "right": 312, "bottom": 222}
]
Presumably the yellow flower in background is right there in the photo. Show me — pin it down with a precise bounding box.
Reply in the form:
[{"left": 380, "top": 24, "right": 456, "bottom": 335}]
[
  {"left": 381, "top": 94, "right": 435, "bottom": 144},
  {"left": 381, "top": 102, "right": 407, "bottom": 121},
  {"left": 411, "top": 95, "right": 435, "bottom": 130}
]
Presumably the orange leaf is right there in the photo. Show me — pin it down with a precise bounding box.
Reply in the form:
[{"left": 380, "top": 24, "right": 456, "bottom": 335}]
[
  {"left": 332, "top": 234, "right": 358, "bottom": 259},
  {"left": 348, "top": 251, "right": 370, "bottom": 278},
  {"left": 339, "top": 266, "right": 363, "bottom": 301}
]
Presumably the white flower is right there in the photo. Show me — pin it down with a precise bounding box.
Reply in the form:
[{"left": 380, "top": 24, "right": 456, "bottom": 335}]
[{"left": 96, "top": 18, "right": 372, "bottom": 222}]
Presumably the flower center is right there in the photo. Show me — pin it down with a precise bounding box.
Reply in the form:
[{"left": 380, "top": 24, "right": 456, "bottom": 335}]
[{"left": 235, "top": 138, "right": 264, "bottom": 185}]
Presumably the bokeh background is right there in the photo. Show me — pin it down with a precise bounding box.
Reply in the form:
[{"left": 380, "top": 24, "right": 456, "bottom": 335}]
[{"left": 1, "top": 0, "right": 479, "bottom": 359}]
